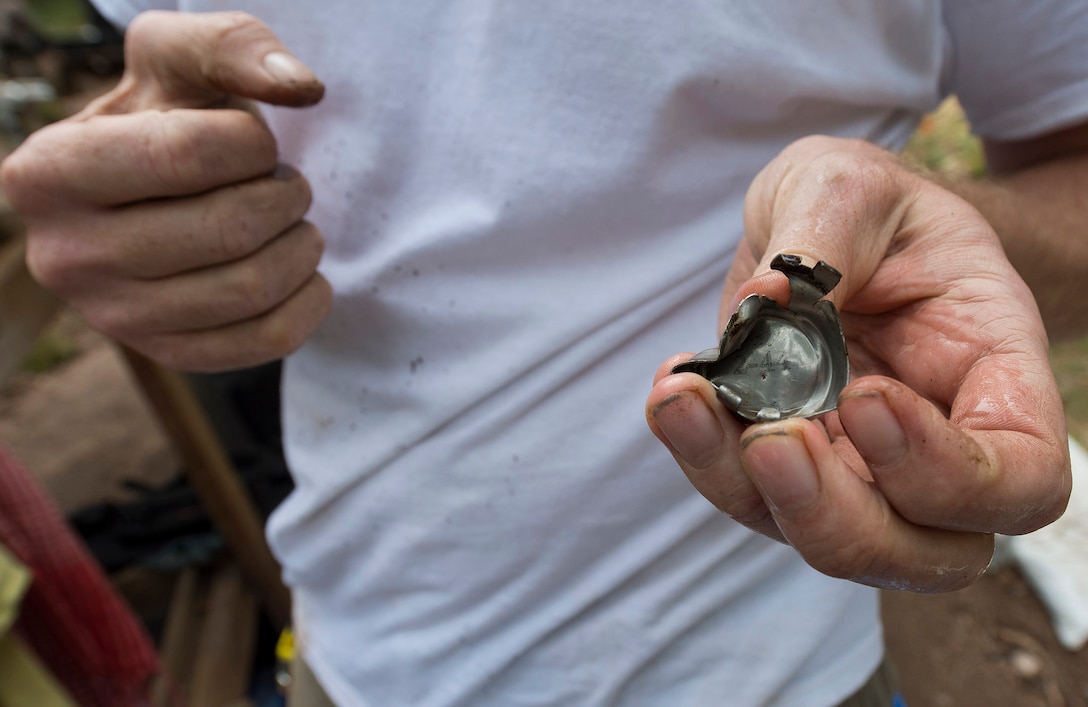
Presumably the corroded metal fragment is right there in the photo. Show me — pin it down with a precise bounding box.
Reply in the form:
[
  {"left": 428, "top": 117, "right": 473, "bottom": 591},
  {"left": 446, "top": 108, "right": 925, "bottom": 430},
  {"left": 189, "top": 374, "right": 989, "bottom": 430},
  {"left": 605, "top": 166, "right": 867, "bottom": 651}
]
[{"left": 672, "top": 254, "right": 849, "bottom": 423}]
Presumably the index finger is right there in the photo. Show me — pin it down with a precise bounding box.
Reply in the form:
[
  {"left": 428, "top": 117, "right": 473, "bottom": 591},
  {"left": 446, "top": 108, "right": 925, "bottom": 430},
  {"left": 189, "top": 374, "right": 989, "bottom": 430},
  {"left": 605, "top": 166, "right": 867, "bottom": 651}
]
[
  {"left": 739, "top": 416, "right": 997, "bottom": 592},
  {"left": 839, "top": 370, "right": 1070, "bottom": 537},
  {"left": 83, "top": 11, "right": 324, "bottom": 114},
  {"left": 4, "top": 108, "right": 277, "bottom": 207}
]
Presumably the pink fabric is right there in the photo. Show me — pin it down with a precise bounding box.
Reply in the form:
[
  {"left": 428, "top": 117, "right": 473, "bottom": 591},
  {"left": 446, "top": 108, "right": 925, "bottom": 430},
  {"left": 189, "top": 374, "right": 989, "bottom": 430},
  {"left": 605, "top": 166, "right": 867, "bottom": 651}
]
[{"left": 0, "top": 442, "right": 159, "bottom": 706}]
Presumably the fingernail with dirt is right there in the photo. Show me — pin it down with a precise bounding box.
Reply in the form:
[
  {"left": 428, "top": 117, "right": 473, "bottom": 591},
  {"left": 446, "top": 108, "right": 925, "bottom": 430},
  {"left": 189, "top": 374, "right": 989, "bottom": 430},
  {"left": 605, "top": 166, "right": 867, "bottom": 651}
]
[
  {"left": 263, "top": 52, "right": 316, "bottom": 84},
  {"left": 741, "top": 428, "right": 819, "bottom": 512},
  {"left": 651, "top": 392, "right": 724, "bottom": 470},
  {"left": 841, "top": 390, "right": 906, "bottom": 468}
]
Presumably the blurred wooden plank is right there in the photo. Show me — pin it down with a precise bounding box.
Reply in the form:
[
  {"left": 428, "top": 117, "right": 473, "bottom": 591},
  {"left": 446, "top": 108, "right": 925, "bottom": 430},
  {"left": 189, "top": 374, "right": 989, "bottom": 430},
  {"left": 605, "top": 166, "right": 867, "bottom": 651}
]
[
  {"left": 151, "top": 568, "right": 201, "bottom": 707},
  {"left": 120, "top": 348, "right": 291, "bottom": 629},
  {"left": 0, "top": 238, "right": 60, "bottom": 383},
  {"left": 188, "top": 564, "right": 258, "bottom": 707}
]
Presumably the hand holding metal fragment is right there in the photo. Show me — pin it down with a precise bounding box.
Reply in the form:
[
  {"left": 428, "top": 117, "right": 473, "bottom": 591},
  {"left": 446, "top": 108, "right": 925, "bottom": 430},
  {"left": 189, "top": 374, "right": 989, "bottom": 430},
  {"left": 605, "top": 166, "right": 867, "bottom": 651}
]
[{"left": 672, "top": 254, "right": 849, "bottom": 423}]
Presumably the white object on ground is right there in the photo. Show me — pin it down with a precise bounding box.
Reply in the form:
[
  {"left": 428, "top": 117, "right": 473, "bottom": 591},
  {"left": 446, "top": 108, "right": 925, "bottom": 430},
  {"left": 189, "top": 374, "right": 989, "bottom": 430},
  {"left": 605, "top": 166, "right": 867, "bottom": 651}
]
[{"left": 1004, "top": 436, "right": 1088, "bottom": 651}]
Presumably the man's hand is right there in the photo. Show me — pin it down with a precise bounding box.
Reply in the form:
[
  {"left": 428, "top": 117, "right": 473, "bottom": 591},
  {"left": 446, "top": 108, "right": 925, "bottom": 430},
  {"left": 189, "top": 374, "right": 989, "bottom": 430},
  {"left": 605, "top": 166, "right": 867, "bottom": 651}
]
[
  {"left": 0, "top": 11, "right": 331, "bottom": 371},
  {"left": 646, "top": 136, "right": 1071, "bottom": 592}
]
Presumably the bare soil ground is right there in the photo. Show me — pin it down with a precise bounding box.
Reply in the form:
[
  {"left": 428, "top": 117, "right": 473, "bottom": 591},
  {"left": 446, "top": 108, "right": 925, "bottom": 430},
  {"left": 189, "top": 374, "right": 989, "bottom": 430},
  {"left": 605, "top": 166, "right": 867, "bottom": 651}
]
[{"left": 2, "top": 313, "right": 1086, "bottom": 706}]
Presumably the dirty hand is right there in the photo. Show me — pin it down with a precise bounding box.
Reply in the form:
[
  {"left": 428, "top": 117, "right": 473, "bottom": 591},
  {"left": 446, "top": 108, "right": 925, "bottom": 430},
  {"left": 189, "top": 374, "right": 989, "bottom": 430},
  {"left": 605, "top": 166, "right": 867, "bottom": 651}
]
[
  {"left": 646, "top": 136, "right": 1070, "bottom": 592},
  {"left": 0, "top": 11, "right": 331, "bottom": 371}
]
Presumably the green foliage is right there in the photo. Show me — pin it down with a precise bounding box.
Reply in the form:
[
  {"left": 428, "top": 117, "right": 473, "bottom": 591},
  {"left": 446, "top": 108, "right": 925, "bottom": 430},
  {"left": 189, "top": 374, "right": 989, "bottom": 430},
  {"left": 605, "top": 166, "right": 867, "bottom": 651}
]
[
  {"left": 25, "top": 0, "right": 92, "bottom": 42},
  {"left": 21, "top": 331, "right": 77, "bottom": 374},
  {"left": 902, "top": 97, "right": 987, "bottom": 178}
]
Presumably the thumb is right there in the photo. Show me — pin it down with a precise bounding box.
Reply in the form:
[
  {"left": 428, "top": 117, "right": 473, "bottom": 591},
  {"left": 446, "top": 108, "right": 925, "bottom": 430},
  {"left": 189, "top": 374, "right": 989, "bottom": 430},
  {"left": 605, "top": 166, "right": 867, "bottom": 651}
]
[
  {"left": 732, "top": 137, "right": 912, "bottom": 311},
  {"left": 89, "top": 10, "right": 324, "bottom": 113}
]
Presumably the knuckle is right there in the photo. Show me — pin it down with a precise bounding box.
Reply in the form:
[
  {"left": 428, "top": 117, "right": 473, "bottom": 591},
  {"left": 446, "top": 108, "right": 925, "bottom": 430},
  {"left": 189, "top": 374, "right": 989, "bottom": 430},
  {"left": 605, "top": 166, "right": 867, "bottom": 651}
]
[
  {"left": 256, "top": 278, "right": 329, "bottom": 357},
  {"left": 315, "top": 275, "right": 334, "bottom": 308},
  {"left": 247, "top": 117, "right": 280, "bottom": 165},
  {"left": 142, "top": 111, "right": 276, "bottom": 193},
  {"left": 211, "top": 11, "right": 272, "bottom": 44},
  {"left": 810, "top": 150, "right": 898, "bottom": 202},
  {"left": 126, "top": 10, "right": 171, "bottom": 39},
  {"left": 297, "top": 221, "right": 325, "bottom": 262},
  {"left": 0, "top": 125, "right": 70, "bottom": 209},
  {"left": 122, "top": 11, "right": 163, "bottom": 52},
  {"left": 311, "top": 275, "right": 334, "bottom": 317},
  {"left": 787, "top": 135, "right": 876, "bottom": 161},
  {"left": 714, "top": 481, "right": 772, "bottom": 525},
  {"left": 291, "top": 173, "right": 314, "bottom": 214},
  {"left": 728, "top": 498, "right": 772, "bottom": 526},
  {"left": 25, "top": 237, "right": 78, "bottom": 291},
  {"left": 299, "top": 168, "right": 314, "bottom": 199},
  {"left": 142, "top": 112, "right": 202, "bottom": 187},
  {"left": 230, "top": 264, "right": 283, "bottom": 317},
  {"left": 129, "top": 11, "right": 270, "bottom": 74},
  {"left": 787, "top": 503, "right": 896, "bottom": 583},
  {"left": 813, "top": 532, "right": 884, "bottom": 582},
  {"left": 207, "top": 12, "right": 278, "bottom": 83},
  {"left": 211, "top": 179, "right": 308, "bottom": 262},
  {"left": 0, "top": 149, "right": 34, "bottom": 206},
  {"left": 778, "top": 136, "right": 902, "bottom": 205},
  {"left": 257, "top": 314, "right": 310, "bottom": 359},
  {"left": 24, "top": 240, "right": 59, "bottom": 288},
  {"left": 85, "top": 302, "right": 137, "bottom": 340},
  {"left": 785, "top": 134, "right": 841, "bottom": 157},
  {"left": 209, "top": 215, "right": 264, "bottom": 262},
  {"left": 252, "top": 177, "right": 309, "bottom": 223}
]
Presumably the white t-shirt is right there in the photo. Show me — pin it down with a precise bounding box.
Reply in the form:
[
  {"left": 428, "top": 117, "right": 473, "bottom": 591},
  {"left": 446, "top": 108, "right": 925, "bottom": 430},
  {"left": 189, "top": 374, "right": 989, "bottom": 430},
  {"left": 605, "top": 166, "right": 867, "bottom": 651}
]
[{"left": 90, "top": 2, "right": 1088, "bottom": 705}]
